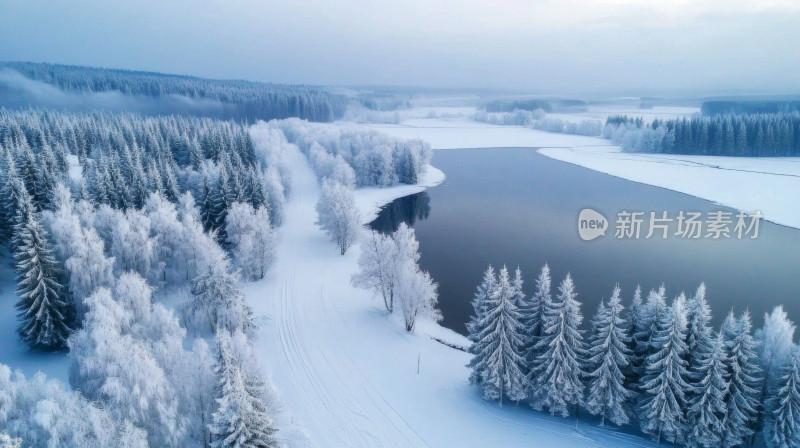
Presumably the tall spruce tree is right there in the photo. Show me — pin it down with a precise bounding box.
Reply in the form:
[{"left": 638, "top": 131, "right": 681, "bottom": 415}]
[
  {"left": 14, "top": 197, "right": 73, "bottom": 349},
  {"left": 531, "top": 273, "right": 585, "bottom": 416},
  {"left": 210, "top": 331, "right": 279, "bottom": 448},
  {"left": 522, "top": 264, "right": 551, "bottom": 385},
  {"left": 467, "top": 266, "right": 528, "bottom": 405},
  {"left": 686, "top": 332, "right": 729, "bottom": 448},
  {"left": 766, "top": 349, "right": 800, "bottom": 448},
  {"left": 639, "top": 293, "right": 691, "bottom": 444},
  {"left": 720, "top": 311, "right": 762, "bottom": 448},
  {"left": 585, "top": 285, "right": 632, "bottom": 426}
]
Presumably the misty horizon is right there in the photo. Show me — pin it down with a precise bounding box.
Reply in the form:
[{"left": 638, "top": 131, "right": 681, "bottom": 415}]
[{"left": 2, "top": 0, "right": 800, "bottom": 97}]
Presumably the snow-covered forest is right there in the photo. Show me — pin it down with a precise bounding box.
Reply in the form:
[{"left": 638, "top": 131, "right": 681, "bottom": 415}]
[
  {"left": 605, "top": 113, "right": 800, "bottom": 157},
  {"left": 466, "top": 264, "right": 800, "bottom": 448},
  {"left": 475, "top": 109, "right": 603, "bottom": 137},
  {"left": 0, "top": 62, "right": 348, "bottom": 122},
  {"left": 0, "top": 99, "right": 442, "bottom": 446}
]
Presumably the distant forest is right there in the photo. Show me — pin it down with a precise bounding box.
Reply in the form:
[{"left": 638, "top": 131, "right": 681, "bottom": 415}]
[
  {"left": 606, "top": 113, "right": 800, "bottom": 157},
  {"left": 482, "top": 98, "right": 587, "bottom": 113},
  {"left": 702, "top": 100, "right": 800, "bottom": 116},
  {"left": 0, "top": 61, "right": 348, "bottom": 122}
]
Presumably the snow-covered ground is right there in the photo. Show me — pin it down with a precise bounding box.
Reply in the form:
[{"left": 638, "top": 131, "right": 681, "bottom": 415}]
[
  {"left": 362, "top": 113, "right": 800, "bottom": 230},
  {"left": 246, "top": 133, "right": 657, "bottom": 447},
  {"left": 539, "top": 145, "right": 800, "bottom": 230}
]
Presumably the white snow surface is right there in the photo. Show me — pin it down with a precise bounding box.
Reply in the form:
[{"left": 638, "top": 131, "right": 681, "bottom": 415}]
[{"left": 247, "top": 130, "right": 656, "bottom": 447}]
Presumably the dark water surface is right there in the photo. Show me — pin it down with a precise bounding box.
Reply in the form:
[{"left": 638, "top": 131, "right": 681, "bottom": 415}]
[{"left": 370, "top": 148, "right": 800, "bottom": 335}]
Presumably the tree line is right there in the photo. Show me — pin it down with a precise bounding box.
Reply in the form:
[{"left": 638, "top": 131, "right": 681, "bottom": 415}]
[
  {"left": 468, "top": 264, "right": 800, "bottom": 448},
  {"left": 271, "top": 118, "right": 433, "bottom": 187},
  {"left": 0, "top": 61, "right": 347, "bottom": 122},
  {"left": 605, "top": 113, "right": 800, "bottom": 157}
]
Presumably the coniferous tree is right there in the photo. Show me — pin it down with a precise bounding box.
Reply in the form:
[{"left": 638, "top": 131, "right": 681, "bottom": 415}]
[
  {"left": 639, "top": 293, "right": 691, "bottom": 444},
  {"left": 531, "top": 273, "right": 585, "bottom": 416},
  {"left": 720, "top": 311, "right": 762, "bottom": 448},
  {"left": 686, "top": 332, "right": 729, "bottom": 448},
  {"left": 467, "top": 266, "right": 528, "bottom": 405},
  {"left": 521, "top": 264, "right": 551, "bottom": 384},
  {"left": 624, "top": 285, "right": 643, "bottom": 391},
  {"left": 766, "top": 349, "right": 800, "bottom": 448},
  {"left": 14, "top": 196, "right": 73, "bottom": 349},
  {"left": 585, "top": 285, "right": 632, "bottom": 426},
  {"left": 210, "top": 331, "right": 279, "bottom": 448},
  {"left": 686, "top": 284, "right": 714, "bottom": 383}
]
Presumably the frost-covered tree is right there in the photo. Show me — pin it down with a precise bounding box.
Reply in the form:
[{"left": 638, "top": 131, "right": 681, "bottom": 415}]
[
  {"left": 686, "top": 332, "right": 729, "bottom": 448},
  {"left": 522, "top": 264, "right": 551, "bottom": 381},
  {"left": 189, "top": 252, "right": 253, "bottom": 334},
  {"left": 531, "top": 273, "right": 586, "bottom": 416},
  {"left": 624, "top": 285, "right": 643, "bottom": 390},
  {"left": 0, "top": 363, "right": 147, "bottom": 448},
  {"left": 639, "top": 293, "right": 691, "bottom": 444},
  {"left": 585, "top": 285, "right": 632, "bottom": 426},
  {"left": 466, "top": 265, "right": 497, "bottom": 369},
  {"left": 467, "top": 266, "right": 528, "bottom": 405},
  {"left": 686, "top": 283, "right": 714, "bottom": 381},
  {"left": 633, "top": 285, "right": 667, "bottom": 390},
  {"left": 111, "top": 208, "right": 155, "bottom": 279},
  {"left": 68, "top": 287, "right": 180, "bottom": 446},
  {"left": 352, "top": 229, "right": 398, "bottom": 313},
  {"left": 210, "top": 330, "right": 279, "bottom": 448},
  {"left": 765, "top": 348, "right": 800, "bottom": 448},
  {"left": 754, "top": 306, "right": 797, "bottom": 442},
  {"left": 14, "top": 203, "right": 73, "bottom": 350},
  {"left": 395, "top": 260, "right": 440, "bottom": 333},
  {"left": 720, "top": 311, "right": 762, "bottom": 448},
  {"left": 225, "top": 202, "right": 275, "bottom": 280},
  {"left": 65, "top": 226, "right": 115, "bottom": 320},
  {"left": 315, "top": 180, "right": 360, "bottom": 255}
]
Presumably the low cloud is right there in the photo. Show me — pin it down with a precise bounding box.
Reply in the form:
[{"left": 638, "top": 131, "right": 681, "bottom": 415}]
[{"left": 0, "top": 69, "right": 235, "bottom": 116}]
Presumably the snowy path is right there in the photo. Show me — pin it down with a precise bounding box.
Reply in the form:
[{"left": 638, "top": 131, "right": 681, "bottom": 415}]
[{"left": 246, "top": 131, "right": 657, "bottom": 448}]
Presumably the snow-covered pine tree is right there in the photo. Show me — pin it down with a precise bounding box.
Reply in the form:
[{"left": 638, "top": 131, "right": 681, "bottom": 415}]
[
  {"left": 765, "top": 348, "right": 800, "bottom": 448},
  {"left": 210, "top": 330, "right": 279, "bottom": 448},
  {"left": 521, "top": 264, "right": 551, "bottom": 386},
  {"left": 686, "top": 283, "right": 714, "bottom": 384},
  {"left": 531, "top": 273, "right": 586, "bottom": 416},
  {"left": 623, "top": 285, "right": 643, "bottom": 391},
  {"left": 639, "top": 293, "right": 691, "bottom": 444},
  {"left": 720, "top": 311, "right": 762, "bottom": 448},
  {"left": 753, "top": 306, "right": 797, "bottom": 444},
  {"left": 585, "top": 285, "right": 632, "bottom": 426},
  {"left": 686, "top": 332, "right": 729, "bottom": 448},
  {"left": 633, "top": 285, "right": 667, "bottom": 392},
  {"left": 14, "top": 196, "right": 73, "bottom": 350},
  {"left": 510, "top": 267, "right": 525, "bottom": 309},
  {"left": 467, "top": 265, "right": 497, "bottom": 364},
  {"left": 466, "top": 266, "right": 528, "bottom": 405}
]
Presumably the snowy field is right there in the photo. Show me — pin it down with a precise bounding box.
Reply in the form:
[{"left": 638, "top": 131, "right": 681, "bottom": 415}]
[
  {"left": 362, "top": 113, "right": 800, "bottom": 230},
  {"left": 247, "top": 128, "right": 659, "bottom": 447}
]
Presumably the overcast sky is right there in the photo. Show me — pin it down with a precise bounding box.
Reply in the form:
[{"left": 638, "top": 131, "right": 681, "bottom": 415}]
[{"left": 1, "top": 0, "right": 799, "bottom": 95}]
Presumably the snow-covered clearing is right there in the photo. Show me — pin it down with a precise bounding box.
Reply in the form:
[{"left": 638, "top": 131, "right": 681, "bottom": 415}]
[
  {"left": 362, "top": 114, "right": 800, "bottom": 230},
  {"left": 363, "top": 117, "right": 607, "bottom": 149},
  {"left": 247, "top": 134, "right": 657, "bottom": 447}
]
